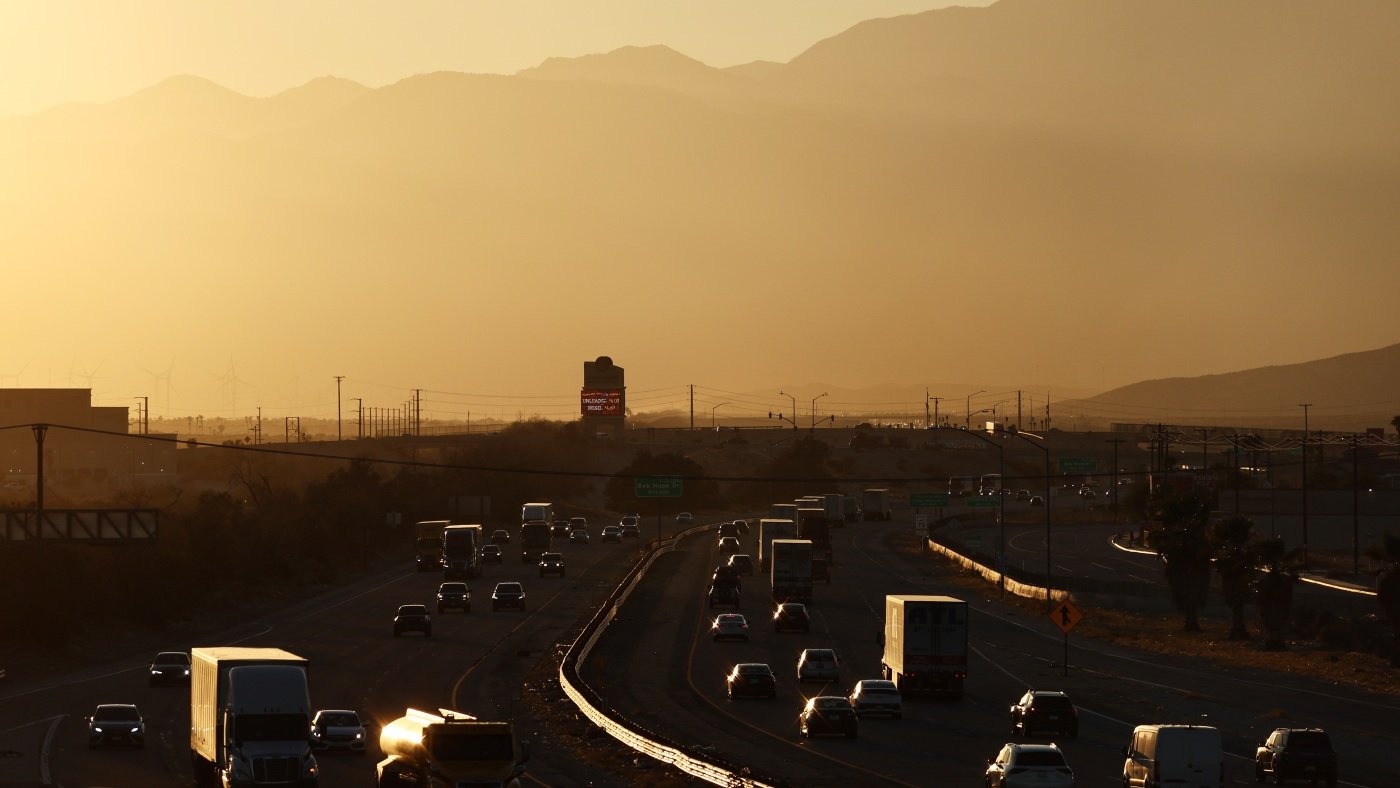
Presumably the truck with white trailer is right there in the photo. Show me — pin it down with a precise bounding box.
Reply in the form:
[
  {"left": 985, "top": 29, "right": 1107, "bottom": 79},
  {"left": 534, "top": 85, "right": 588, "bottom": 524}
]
[
  {"left": 881, "top": 595, "right": 968, "bottom": 698},
  {"left": 190, "top": 647, "right": 318, "bottom": 788},
  {"left": 757, "top": 518, "right": 796, "bottom": 572},
  {"left": 770, "top": 539, "right": 814, "bottom": 603}
]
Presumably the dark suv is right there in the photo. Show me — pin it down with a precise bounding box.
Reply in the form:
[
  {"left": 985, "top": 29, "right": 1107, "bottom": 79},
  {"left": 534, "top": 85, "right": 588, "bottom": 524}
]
[
  {"left": 1255, "top": 728, "right": 1337, "bottom": 786},
  {"left": 393, "top": 604, "right": 432, "bottom": 637},
  {"left": 436, "top": 582, "right": 470, "bottom": 613},
  {"left": 1009, "top": 690, "right": 1078, "bottom": 738},
  {"left": 491, "top": 582, "right": 526, "bottom": 611},
  {"left": 708, "top": 584, "right": 741, "bottom": 608}
]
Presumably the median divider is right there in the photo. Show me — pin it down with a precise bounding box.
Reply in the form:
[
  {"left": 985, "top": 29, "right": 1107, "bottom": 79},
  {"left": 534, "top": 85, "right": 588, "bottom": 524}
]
[{"left": 558, "top": 519, "right": 780, "bottom": 788}]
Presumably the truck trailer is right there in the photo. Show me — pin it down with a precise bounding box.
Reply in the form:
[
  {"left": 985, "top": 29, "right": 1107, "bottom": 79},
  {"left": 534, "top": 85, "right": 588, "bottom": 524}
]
[
  {"left": 770, "top": 539, "right": 814, "bottom": 603},
  {"left": 756, "top": 518, "right": 796, "bottom": 572},
  {"left": 862, "top": 488, "right": 892, "bottom": 521},
  {"left": 822, "top": 494, "right": 845, "bottom": 528},
  {"left": 441, "top": 524, "right": 483, "bottom": 579},
  {"left": 881, "top": 595, "right": 968, "bottom": 698},
  {"left": 190, "top": 647, "right": 318, "bottom": 788},
  {"left": 796, "top": 508, "right": 833, "bottom": 563},
  {"left": 376, "top": 708, "right": 528, "bottom": 787}
]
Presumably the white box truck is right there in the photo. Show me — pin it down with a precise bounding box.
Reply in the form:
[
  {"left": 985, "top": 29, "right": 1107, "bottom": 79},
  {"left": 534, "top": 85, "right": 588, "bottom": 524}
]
[
  {"left": 190, "top": 647, "right": 318, "bottom": 788},
  {"left": 770, "top": 539, "right": 813, "bottom": 603},
  {"left": 757, "top": 518, "right": 796, "bottom": 572},
  {"left": 882, "top": 595, "right": 967, "bottom": 698}
]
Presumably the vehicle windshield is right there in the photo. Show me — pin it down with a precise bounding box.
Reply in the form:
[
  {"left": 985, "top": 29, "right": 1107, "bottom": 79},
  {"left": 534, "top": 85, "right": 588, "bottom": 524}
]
[
  {"left": 428, "top": 731, "right": 515, "bottom": 761},
  {"left": 440, "top": 584, "right": 466, "bottom": 593},
  {"left": 234, "top": 713, "right": 308, "bottom": 744},
  {"left": 1290, "top": 731, "right": 1332, "bottom": 749},
  {"left": 318, "top": 713, "right": 359, "bottom": 728},
  {"left": 737, "top": 664, "right": 771, "bottom": 676},
  {"left": 154, "top": 653, "right": 189, "bottom": 665},
  {"left": 399, "top": 605, "right": 427, "bottom": 615},
  {"left": 94, "top": 706, "right": 139, "bottom": 721},
  {"left": 496, "top": 584, "right": 522, "bottom": 593},
  {"left": 1015, "top": 750, "right": 1067, "bottom": 767}
]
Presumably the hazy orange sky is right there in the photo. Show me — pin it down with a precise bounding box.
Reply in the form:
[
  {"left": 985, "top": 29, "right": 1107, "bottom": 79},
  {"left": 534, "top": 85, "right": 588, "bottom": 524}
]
[
  {"left": 2, "top": 0, "right": 1395, "bottom": 428},
  {"left": 0, "top": 0, "right": 987, "bottom": 120}
]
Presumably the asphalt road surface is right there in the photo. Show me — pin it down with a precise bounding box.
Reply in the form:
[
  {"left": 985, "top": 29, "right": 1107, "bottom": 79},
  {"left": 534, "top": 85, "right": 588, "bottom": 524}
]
[
  {"left": 0, "top": 533, "right": 641, "bottom": 788},
  {"left": 587, "top": 517, "right": 1399, "bottom": 786}
]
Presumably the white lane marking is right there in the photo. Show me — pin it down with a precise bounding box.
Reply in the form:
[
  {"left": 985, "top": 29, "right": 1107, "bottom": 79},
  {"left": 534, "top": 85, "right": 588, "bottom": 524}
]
[{"left": 40, "top": 713, "right": 63, "bottom": 785}]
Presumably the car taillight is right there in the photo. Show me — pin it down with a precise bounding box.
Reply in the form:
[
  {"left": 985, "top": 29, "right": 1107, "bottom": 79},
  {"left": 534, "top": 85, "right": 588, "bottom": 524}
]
[{"left": 954, "top": 671, "right": 967, "bottom": 679}]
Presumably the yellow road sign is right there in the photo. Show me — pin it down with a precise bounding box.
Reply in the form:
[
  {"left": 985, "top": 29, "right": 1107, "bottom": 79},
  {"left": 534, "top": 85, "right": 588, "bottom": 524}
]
[{"left": 1049, "top": 600, "right": 1083, "bottom": 634}]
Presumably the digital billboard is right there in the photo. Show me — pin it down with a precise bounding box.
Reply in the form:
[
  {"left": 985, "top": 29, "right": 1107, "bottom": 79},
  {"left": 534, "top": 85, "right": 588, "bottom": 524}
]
[{"left": 581, "top": 389, "right": 623, "bottom": 416}]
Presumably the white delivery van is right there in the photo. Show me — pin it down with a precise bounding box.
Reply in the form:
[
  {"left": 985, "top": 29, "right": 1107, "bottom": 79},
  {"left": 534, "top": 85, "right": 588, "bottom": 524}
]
[{"left": 1122, "top": 724, "right": 1223, "bottom": 788}]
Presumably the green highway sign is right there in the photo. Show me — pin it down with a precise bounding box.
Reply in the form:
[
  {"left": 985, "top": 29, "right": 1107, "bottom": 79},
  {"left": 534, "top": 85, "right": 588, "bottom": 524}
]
[
  {"left": 967, "top": 496, "right": 999, "bottom": 508},
  {"left": 1059, "top": 457, "right": 1097, "bottom": 474},
  {"left": 910, "top": 492, "right": 950, "bottom": 508},
  {"left": 634, "top": 475, "right": 683, "bottom": 498}
]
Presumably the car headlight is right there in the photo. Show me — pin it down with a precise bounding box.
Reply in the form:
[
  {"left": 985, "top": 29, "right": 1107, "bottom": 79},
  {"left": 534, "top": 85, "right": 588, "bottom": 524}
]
[
  {"left": 131, "top": 726, "right": 141, "bottom": 734},
  {"left": 93, "top": 726, "right": 103, "bottom": 733},
  {"left": 354, "top": 730, "right": 364, "bottom": 740}
]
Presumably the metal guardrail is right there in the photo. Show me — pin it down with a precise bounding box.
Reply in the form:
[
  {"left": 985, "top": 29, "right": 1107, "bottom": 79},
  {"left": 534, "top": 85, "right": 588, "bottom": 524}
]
[{"left": 558, "top": 521, "right": 780, "bottom": 788}]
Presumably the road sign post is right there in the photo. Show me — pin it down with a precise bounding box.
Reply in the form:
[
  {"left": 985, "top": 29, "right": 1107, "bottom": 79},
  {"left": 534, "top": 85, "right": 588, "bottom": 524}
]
[
  {"left": 1048, "top": 600, "right": 1083, "bottom": 676},
  {"left": 635, "top": 476, "right": 682, "bottom": 544}
]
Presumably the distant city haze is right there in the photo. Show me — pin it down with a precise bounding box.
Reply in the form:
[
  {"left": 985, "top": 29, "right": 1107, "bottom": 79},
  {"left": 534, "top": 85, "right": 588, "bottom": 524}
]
[{"left": 1, "top": 0, "right": 1396, "bottom": 425}]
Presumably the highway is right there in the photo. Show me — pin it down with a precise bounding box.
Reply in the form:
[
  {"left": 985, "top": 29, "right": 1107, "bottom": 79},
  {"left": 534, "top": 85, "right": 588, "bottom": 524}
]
[
  {"left": 0, "top": 533, "right": 641, "bottom": 787},
  {"left": 3, "top": 513, "right": 1395, "bottom": 787},
  {"left": 587, "top": 516, "right": 1400, "bottom": 786}
]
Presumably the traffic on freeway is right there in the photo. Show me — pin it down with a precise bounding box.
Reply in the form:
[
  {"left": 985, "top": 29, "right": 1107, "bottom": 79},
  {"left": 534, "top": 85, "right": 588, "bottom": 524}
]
[{"left": 2, "top": 503, "right": 1393, "bottom": 786}]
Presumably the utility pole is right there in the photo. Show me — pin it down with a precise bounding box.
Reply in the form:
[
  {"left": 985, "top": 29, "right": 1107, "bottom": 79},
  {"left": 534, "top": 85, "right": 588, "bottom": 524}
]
[
  {"left": 1016, "top": 390, "right": 1022, "bottom": 431},
  {"left": 1352, "top": 433, "right": 1360, "bottom": 575},
  {"left": 134, "top": 396, "right": 149, "bottom": 435},
  {"left": 1105, "top": 437, "right": 1126, "bottom": 524},
  {"left": 352, "top": 398, "right": 362, "bottom": 439},
  {"left": 689, "top": 384, "right": 694, "bottom": 430},
  {"left": 256, "top": 406, "right": 262, "bottom": 445},
  {"left": 1299, "top": 402, "right": 1311, "bottom": 568},
  {"left": 334, "top": 375, "right": 344, "bottom": 441},
  {"left": 414, "top": 389, "right": 422, "bottom": 436},
  {"left": 779, "top": 391, "right": 797, "bottom": 431},
  {"left": 1198, "top": 428, "right": 1211, "bottom": 470},
  {"left": 925, "top": 388, "right": 930, "bottom": 428},
  {"left": 32, "top": 424, "right": 47, "bottom": 522}
]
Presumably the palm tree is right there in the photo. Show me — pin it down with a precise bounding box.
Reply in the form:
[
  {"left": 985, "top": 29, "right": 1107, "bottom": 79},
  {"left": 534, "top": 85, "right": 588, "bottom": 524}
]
[
  {"left": 1211, "top": 514, "right": 1258, "bottom": 640},
  {"left": 1154, "top": 493, "right": 1213, "bottom": 632},
  {"left": 1254, "top": 538, "right": 1299, "bottom": 651},
  {"left": 1367, "top": 531, "right": 1400, "bottom": 667}
]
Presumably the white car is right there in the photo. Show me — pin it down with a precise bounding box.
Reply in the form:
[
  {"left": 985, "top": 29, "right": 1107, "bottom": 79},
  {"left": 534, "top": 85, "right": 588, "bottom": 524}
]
[
  {"left": 796, "top": 648, "right": 840, "bottom": 684},
  {"left": 676, "top": 512, "right": 695, "bottom": 526},
  {"left": 711, "top": 613, "right": 750, "bottom": 642},
  {"left": 986, "top": 743, "right": 1074, "bottom": 788},
  {"left": 848, "top": 679, "right": 902, "bottom": 718},
  {"left": 310, "top": 709, "right": 367, "bottom": 754}
]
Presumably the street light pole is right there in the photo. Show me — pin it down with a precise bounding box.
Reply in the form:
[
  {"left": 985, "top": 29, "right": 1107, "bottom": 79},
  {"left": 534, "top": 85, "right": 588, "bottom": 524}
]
[
  {"left": 965, "top": 389, "right": 986, "bottom": 430},
  {"left": 32, "top": 423, "right": 47, "bottom": 523},
  {"left": 810, "top": 392, "right": 828, "bottom": 429},
  {"left": 961, "top": 427, "right": 1006, "bottom": 596},
  {"left": 1019, "top": 431, "right": 1052, "bottom": 610},
  {"left": 335, "top": 375, "right": 345, "bottom": 441},
  {"left": 1299, "top": 402, "right": 1311, "bottom": 568},
  {"left": 778, "top": 391, "right": 797, "bottom": 431},
  {"left": 711, "top": 402, "right": 730, "bottom": 430}
]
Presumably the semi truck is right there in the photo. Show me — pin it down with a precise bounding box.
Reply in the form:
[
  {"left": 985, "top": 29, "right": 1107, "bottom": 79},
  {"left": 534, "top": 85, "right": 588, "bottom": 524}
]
[
  {"left": 520, "top": 502, "right": 554, "bottom": 525},
  {"left": 822, "top": 494, "right": 845, "bottom": 527},
  {"left": 441, "top": 524, "right": 483, "bottom": 580},
  {"left": 414, "top": 520, "right": 450, "bottom": 571},
  {"left": 796, "top": 508, "right": 833, "bottom": 563},
  {"left": 881, "top": 595, "right": 968, "bottom": 698},
  {"left": 519, "top": 520, "right": 552, "bottom": 563},
  {"left": 190, "top": 647, "right": 318, "bottom": 788},
  {"left": 862, "top": 488, "right": 892, "bottom": 521},
  {"left": 770, "top": 539, "right": 814, "bottom": 604},
  {"left": 376, "top": 708, "right": 528, "bottom": 787},
  {"left": 769, "top": 503, "right": 798, "bottom": 523},
  {"left": 757, "top": 518, "right": 796, "bottom": 572}
]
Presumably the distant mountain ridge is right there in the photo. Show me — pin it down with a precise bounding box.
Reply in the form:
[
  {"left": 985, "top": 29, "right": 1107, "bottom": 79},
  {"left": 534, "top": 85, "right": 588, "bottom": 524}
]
[
  {"left": 1, "top": 0, "right": 1397, "bottom": 412},
  {"left": 1077, "top": 343, "right": 1400, "bottom": 429}
]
